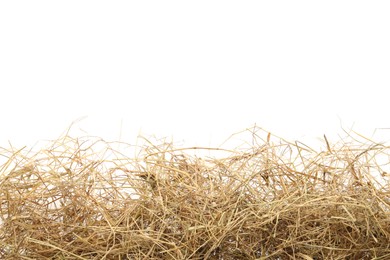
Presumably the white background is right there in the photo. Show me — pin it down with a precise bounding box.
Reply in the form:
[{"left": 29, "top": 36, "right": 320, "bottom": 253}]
[{"left": 1, "top": 1, "right": 390, "bottom": 152}]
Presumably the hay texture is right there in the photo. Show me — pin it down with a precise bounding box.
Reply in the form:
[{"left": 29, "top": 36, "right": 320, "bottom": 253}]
[{"left": 1, "top": 127, "right": 389, "bottom": 259}]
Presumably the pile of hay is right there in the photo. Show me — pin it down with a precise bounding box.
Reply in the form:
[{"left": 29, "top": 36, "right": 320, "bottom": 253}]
[{"left": 1, "top": 127, "right": 389, "bottom": 259}]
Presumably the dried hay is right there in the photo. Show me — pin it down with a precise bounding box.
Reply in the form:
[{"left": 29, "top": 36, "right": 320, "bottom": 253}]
[{"left": 1, "top": 127, "right": 389, "bottom": 259}]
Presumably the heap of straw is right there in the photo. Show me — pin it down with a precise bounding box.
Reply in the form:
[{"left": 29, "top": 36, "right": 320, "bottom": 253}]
[{"left": 1, "top": 127, "right": 389, "bottom": 259}]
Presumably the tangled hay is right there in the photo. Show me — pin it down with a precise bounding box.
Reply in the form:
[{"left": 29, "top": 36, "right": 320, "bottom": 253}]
[{"left": 1, "top": 127, "right": 389, "bottom": 259}]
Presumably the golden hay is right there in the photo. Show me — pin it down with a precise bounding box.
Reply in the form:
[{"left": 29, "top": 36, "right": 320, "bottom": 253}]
[{"left": 1, "top": 127, "right": 389, "bottom": 259}]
